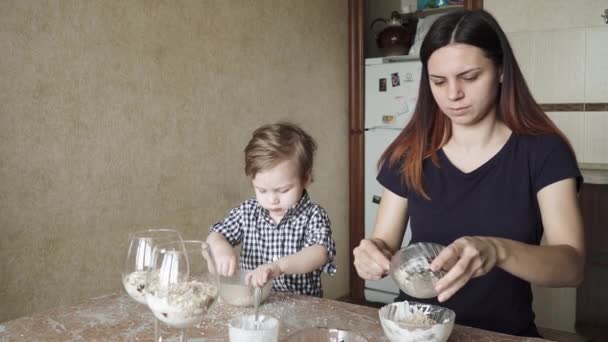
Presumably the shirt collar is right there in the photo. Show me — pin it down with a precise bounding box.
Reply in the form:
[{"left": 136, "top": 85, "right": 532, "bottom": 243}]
[
  {"left": 284, "top": 190, "right": 311, "bottom": 218},
  {"left": 257, "top": 190, "right": 312, "bottom": 221}
]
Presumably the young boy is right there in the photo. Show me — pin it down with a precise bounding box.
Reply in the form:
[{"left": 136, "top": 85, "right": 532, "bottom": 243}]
[{"left": 206, "top": 122, "right": 336, "bottom": 297}]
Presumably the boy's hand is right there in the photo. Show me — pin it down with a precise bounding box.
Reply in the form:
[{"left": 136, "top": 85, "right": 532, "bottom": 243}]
[
  {"left": 246, "top": 263, "right": 282, "bottom": 288},
  {"left": 213, "top": 248, "right": 237, "bottom": 277},
  {"left": 206, "top": 232, "right": 238, "bottom": 276}
]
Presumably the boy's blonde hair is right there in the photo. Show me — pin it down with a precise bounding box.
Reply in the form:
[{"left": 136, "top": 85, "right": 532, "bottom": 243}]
[{"left": 244, "top": 122, "right": 317, "bottom": 180}]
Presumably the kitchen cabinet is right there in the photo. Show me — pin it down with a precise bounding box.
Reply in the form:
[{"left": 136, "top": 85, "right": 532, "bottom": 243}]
[{"left": 576, "top": 183, "right": 608, "bottom": 341}]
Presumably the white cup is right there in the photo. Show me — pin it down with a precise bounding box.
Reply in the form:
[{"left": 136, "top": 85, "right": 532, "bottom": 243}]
[{"left": 228, "top": 314, "right": 279, "bottom": 342}]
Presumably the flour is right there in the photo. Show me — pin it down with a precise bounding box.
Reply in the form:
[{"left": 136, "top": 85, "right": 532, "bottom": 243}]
[
  {"left": 122, "top": 271, "right": 149, "bottom": 304},
  {"left": 146, "top": 280, "right": 218, "bottom": 328},
  {"left": 399, "top": 312, "right": 437, "bottom": 326},
  {"left": 219, "top": 282, "right": 271, "bottom": 307},
  {"left": 392, "top": 256, "right": 443, "bottom": 299}
]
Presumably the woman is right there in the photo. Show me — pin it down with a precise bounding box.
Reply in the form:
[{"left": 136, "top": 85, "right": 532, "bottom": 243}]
[{"left": 353, "top": 10, "right": 584, "bottom": 337}]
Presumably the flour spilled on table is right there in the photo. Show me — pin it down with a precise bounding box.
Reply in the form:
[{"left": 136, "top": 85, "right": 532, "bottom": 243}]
[{"left": 198, "top": 292, "right": 378, "bottom": 340}]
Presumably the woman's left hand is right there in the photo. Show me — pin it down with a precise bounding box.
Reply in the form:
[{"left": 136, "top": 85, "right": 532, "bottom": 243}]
[
  {"left": 431, "top": 236, "right": 500, "bottom": 302},
  {"left": 246, "top": 263, "right": 282, "bottom": 288}
]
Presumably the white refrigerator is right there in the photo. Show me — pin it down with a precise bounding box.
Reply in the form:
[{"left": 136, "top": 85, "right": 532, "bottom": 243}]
[{"left": 364, "top": 56, "right": 421, "bottom": 303}]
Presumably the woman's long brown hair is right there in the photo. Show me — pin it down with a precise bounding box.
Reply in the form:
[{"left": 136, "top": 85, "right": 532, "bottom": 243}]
[{"left": 379, "top": 10, "right": 575, "bottom": 200}]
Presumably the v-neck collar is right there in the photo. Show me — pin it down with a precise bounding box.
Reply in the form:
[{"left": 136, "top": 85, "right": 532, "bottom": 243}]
[{"left": 438, "top": 132, "right": 515, "bottom": 177}]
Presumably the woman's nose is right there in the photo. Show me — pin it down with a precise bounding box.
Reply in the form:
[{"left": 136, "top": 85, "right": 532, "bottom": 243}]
[
  {"left": 271, "top": 195, "right": 279, "bottom": 204},
  {"left": 447, "top": 82, "right": 464, "bottom": 101}
]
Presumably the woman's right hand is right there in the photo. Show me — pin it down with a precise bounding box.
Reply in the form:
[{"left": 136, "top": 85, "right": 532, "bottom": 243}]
[{"left": 353, "top": 238, "right": 394, "bottom": 280}]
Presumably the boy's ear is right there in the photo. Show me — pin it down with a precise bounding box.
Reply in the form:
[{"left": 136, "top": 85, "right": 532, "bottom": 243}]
[{"left": 303, "top": 171, "right": 313, "bottom": 188}]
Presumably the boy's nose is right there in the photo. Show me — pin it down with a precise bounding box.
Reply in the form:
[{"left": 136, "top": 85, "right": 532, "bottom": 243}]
[{"left": 271, "top": 196, "right": 279, "bottom": 204}]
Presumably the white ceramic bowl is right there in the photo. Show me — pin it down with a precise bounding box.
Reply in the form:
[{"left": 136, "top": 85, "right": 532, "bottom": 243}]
[
  {"left": 379, "top": 301, "right": 455, "bottom": 342},
  {"left": 219, "top": 269, "right": 272, "bottom": 307},
  {"left": 390, "top": 242, "right": 447, "bottom": 298},
  {"left": 228, "top": 314, "right": 279, "bottom": 342}
]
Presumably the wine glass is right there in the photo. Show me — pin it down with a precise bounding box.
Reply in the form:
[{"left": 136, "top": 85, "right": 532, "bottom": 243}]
[
  {"left": 122, "top": 228, "right": 184, "bottom": 341},
  {"left": 146, "top": 240, "right": 219, "bottom": 342}
]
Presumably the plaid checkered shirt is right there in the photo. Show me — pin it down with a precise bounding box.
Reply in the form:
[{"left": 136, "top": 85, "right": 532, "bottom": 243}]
[{"left": 209, "top": 191, "right": 336, "bottom": 297}]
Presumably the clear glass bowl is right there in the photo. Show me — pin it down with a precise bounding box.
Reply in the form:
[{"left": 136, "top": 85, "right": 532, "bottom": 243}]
[
  {"left": 379, "top": 301, "right": 455, "bottom": 342},
  {"left": 390, "top": 242, "right": 446, "bottom": 298},
  {"left": 286, "top": 327, "right": 368, "bottom": 342},
  {"left": 219, "top": 269, "right": 273, "bottom": 307}
]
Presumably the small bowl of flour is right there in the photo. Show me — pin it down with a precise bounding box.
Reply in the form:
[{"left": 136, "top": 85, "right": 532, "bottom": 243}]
[
  {"left": 219, "top": 269, "right": 273, "bottom": 307},
  {"left": 390, "top": 242, "right": 447, "bottom": 299}
]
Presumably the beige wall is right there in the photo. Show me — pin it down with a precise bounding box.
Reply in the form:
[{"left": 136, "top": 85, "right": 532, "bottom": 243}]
[{"left": 0, "top": 0, "right": 349, "bottom": 322}]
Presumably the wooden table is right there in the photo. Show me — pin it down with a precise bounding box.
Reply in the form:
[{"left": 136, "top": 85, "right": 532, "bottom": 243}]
[{"left": 0, "top": 292, "right": 550, "bottom": 341}]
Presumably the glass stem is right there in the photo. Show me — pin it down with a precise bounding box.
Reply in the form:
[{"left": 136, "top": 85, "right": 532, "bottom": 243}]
[{"left": 154, "top": 318, "right": 159, "bottom": 342}]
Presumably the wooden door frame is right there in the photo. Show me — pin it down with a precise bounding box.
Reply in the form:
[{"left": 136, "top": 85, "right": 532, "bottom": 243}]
[{"left": 347, "top": 0, "right": 483, "bottom": 301}]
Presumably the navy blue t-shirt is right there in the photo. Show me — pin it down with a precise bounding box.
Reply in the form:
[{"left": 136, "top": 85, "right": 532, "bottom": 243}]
[{"left": 377, "top": 133, "right": 582, "bottom": 337}]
